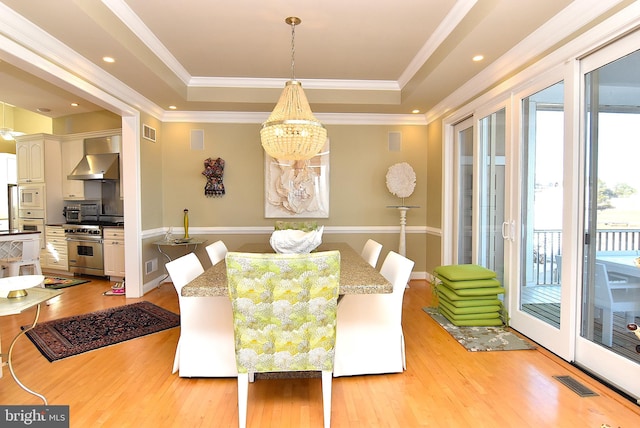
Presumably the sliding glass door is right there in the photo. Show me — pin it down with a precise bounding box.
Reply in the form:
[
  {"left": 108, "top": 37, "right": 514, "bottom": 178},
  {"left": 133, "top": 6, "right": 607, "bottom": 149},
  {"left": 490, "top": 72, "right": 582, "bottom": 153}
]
[
  {"left": 453, "top": 117, "right": 474, "bottom": 265},
  {"left": 446, "top": 27, "right": 640, "bottom": 400},
  {"left": 452, "top": 108, "right": 507, "bottom": 284},
  {"left": 508, "top": 79, "right": 574, "bottom": 359},
  {"left": 478, "top": 108, "right": 506, "bottom": 284},
  {"left": 575, "top": 34, "right": 640, "bottom": 399}
]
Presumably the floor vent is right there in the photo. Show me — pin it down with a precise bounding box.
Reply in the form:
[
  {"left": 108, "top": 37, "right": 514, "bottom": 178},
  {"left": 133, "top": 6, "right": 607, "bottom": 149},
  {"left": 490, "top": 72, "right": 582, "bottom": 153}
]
[{"left": 553, "top": 375, "right": 599, "bottom": 397}]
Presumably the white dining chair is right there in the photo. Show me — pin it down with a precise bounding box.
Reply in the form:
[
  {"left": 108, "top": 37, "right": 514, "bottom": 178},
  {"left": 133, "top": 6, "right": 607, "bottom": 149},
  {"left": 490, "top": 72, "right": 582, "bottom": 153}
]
[
  {"left": 594, "top": 262, "right": 640, "bottom": 347},
  {"left": 205, "top": 240, "right": 228, "bottom": 266},
  {"left": 333, "top": 250, "right": 414, "bottom": 377},
  {"left": 360, "top": 239, "right": 383, "bottom": 268},
  {"left": 166, "top": 252, "right": 237, "bottom": 377}
]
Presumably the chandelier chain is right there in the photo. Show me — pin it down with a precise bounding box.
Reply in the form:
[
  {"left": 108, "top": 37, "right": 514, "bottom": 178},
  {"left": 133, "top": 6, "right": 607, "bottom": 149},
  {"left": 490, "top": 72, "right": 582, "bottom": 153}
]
[{"left": 290, "top": 21, "right": 296, "bottom": 80}]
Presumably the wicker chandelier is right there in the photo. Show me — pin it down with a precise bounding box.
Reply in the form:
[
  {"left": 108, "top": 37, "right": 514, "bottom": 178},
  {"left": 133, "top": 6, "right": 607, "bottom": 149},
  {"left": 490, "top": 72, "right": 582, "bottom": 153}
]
[{"left": 260, "top": 17, "right": 327, "bottom": 161}]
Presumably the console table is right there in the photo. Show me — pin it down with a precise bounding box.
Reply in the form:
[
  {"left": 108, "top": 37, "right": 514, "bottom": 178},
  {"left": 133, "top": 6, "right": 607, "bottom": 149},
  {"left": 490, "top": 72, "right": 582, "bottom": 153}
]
[
  {"left": 153, "top": 238, "right": 206, "bottom": 282},
  {"left": 0, "top": 277, "right": 63, "bottom": 405}
]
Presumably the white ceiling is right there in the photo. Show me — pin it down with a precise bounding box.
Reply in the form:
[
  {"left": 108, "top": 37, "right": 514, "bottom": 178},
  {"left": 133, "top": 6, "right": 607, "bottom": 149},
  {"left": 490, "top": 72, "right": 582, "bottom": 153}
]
[{"left": 0, "top": 0, "right": 627, "bottom": 122}]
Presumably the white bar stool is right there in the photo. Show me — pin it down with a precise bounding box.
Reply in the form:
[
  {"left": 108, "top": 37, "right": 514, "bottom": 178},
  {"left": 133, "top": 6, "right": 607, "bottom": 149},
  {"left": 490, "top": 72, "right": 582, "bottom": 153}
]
[{"left": 2, "top": 239, "right": 42, "bottom": 277}]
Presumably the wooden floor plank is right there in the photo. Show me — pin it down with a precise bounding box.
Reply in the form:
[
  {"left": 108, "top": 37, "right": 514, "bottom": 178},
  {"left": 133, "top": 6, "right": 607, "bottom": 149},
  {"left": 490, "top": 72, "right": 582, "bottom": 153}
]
[{"left": 0, "top": 276, "right": 639, "bottom": 426}]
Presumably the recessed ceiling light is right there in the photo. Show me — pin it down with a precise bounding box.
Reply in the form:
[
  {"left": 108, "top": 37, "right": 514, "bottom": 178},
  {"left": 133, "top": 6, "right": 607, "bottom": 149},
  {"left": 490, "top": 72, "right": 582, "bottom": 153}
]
[
  {"left": 36, "top": 107, "right": 50, "bottom": 113},
  {"left": 103, "top": 56, "right": 115, "bottom": 63},
  {"left": 169, "top": 105, "right": 177, "bottom": 110},
  {"left": 71, "top": 103, "right": 79, "bottom": 107},
  {"left": 412, "top": 109, "right": 420, "bottom": 114},
  {"left": 472, "top": 55, "right": 484, "bottom": 62}
]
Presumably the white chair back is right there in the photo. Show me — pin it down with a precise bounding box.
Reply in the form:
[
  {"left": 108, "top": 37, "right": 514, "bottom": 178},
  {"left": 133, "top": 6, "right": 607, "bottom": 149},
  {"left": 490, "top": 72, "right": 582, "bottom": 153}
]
[
  {"left": 379, "top": 251, "right": 415, "bottom": 321},
  {"left": 333, "top": 250, "right": 414, "bottom": 377},
  {"left": 361, "top": 239, "right": 383, "bottom": 268},
  {"left": 166, "top": 251, "right": 237, "bottom": 378},
  {"left": 205, "top": 240, "right": 228, "bottom": 266},
  {"left": 3, "top": 238, "right": 42, "bottom": 276},
  {"left": 165, "top": 253, "right": 204, "bottom": 298},
  {"left": 20, "top": 239, "right": 41, "bottom": 262}
]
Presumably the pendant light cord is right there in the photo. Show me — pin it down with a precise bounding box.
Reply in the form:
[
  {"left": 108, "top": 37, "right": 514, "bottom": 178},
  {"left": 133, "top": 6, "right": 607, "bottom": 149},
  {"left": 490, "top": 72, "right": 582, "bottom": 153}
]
[{"left": 290, "top": 21, "right": 296, "bottom": 80}]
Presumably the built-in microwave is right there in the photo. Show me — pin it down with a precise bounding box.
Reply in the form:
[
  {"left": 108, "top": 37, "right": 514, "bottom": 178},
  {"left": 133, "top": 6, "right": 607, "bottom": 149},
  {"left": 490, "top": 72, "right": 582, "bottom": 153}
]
[{"left": 18, "top": 184, "right": 45, "bottom": 210}]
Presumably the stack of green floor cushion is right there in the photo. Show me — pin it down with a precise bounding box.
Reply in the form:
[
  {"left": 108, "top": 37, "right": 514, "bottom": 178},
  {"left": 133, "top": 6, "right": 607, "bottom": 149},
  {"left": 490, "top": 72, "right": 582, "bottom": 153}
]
[{"left": 433, "top": 264, "right": 505, "bottom": 326}]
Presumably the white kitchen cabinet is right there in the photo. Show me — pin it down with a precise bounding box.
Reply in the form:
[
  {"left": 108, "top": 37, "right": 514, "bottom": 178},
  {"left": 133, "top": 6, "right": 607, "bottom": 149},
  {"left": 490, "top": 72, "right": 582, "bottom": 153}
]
[
  {"left": 43, "top": 225, "right": 68, "bottom": 271},
  {"left": 103, "top": 227, "right": 125, "bottom": 278},
  {"left": 16, "top": 138, "right": 45, "bottom": 183},
  {"left": 14, "top": 134, "right": 65, "bottom": 225},
  {"left": 61, "top": 138, "right": 85, "bottom": 199}
]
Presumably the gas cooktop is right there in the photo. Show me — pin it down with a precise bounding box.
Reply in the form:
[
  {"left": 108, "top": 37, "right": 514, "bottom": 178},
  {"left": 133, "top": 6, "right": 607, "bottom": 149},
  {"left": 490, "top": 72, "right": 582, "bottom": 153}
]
[{"left": 65, "top": 221, "right": 124, "bottom": 227}]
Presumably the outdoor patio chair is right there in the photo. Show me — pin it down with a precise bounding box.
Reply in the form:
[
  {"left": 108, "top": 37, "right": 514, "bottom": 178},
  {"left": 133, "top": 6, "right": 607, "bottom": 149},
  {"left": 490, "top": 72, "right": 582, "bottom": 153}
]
[{"left": 594, "top": 262, "right": 640, "bottom": 347}]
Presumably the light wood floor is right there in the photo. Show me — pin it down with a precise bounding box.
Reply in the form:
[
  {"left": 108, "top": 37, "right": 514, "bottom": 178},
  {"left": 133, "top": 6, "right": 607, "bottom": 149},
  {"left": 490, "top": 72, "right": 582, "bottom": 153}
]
[{"left": 1, "top": 276, "right": 640, "bottom": 427}]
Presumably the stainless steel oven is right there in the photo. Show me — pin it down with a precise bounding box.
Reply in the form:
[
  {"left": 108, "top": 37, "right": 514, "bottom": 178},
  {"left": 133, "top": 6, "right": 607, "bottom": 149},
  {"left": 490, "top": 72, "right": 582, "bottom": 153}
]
[
  {"left": 65, "top": 224, "right": 104, "bottom": 276},
  {"left": 17, "top": 217, "right": 45, "bottom": 248}
]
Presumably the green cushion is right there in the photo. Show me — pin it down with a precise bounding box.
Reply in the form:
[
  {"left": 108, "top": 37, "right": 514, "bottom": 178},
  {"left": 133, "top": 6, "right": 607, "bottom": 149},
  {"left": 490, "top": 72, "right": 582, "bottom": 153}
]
[
  {"left": 274, "top": 221, "right": 319, "bottom": 232},
  {"left": 434, "top": 264, "right": 496, "bottom": 281},
  {"left": 441, "top": 314, "right": 504, "bottom": 327},
  {"left": 435, "top": 284, "right": 499, "bottom": 301},
  {"left": 439, "top": 307, "right": 504, "bottom": 327},
  {"left": 439, "top": 300, "right": 501, "bottom": 316},
  {"left": 439, "top": 282, "right": 505, "bottom": 297},
  {"left": 437, "top": 292, "right": 502, "bottom": 308},
  {"left": 436, "top": 275, "right": 502, "bottom": 290}
]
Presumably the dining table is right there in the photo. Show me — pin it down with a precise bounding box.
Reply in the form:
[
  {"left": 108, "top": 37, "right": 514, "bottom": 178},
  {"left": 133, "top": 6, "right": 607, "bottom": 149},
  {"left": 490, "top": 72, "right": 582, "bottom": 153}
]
[{"left": 181, "top": 242, "right": 393, "bottom": 297}]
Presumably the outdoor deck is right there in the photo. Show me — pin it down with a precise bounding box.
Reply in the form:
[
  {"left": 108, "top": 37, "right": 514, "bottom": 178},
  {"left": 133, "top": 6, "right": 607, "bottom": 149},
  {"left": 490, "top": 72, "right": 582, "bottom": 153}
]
[{"left": 520, "top": 285, "right": 640, "bottom": 364}]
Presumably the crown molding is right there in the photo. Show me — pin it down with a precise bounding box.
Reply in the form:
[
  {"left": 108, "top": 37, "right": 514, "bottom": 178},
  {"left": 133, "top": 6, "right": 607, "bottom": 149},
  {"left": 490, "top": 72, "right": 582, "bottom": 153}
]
[
  {"left": 399, "top": 0, "right": 477, "bottom": 88},
  {"left": 162, "top": 110, "right": 427, "bottom": 125},
  {"left": 425, "top": 0, "right": 635, "bottom": 124},
  {"left": 102, "top": 0, "right": 192, "bottom": 86},
  {"left": 0, "top": 2, "right": 162, "bottom": 118}
]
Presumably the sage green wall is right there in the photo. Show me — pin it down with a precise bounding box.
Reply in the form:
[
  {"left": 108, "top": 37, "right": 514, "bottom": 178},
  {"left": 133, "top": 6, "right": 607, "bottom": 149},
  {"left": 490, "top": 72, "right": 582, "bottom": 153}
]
[
  {"left": 157, "top": 123, "right": 428, "bottom": 228},
  {"left": 139, "top": 112, "right": 163, "bottom": 230},
  {"left": 140, "top": 121, "right": 429, "bottom": 281}
]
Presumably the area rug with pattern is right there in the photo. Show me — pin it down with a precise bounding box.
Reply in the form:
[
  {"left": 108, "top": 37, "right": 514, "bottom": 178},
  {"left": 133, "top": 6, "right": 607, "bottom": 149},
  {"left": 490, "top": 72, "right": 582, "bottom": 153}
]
[
  {"left": 44, "top": 276, "right": 90, "bottom": 289},
  {"left": 423, "top": 307, "right": 536, "bottom": 351},
  {"left": 24, "top": 301, "right": 180, "bottom": 362}
]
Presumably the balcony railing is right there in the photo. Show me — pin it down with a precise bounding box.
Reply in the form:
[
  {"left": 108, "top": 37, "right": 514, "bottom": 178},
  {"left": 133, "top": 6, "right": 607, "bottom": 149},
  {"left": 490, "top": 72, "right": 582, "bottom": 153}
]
[{"left": 531, "top": 229, "right": 640, "bottom": 285}]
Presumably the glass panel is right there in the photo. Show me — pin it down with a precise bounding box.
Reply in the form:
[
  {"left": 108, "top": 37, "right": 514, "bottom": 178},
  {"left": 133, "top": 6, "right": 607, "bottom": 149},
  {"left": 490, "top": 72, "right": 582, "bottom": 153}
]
[
  {"left": 478, "top": 109, "right": 506, "bottom": 283},
  {"left": 519, "top": 82, "right": 565, "bottom": 328},
  {"left": 457, "top": 125, "right": 473, "bottom": 264},
  {"left": 582, "top": 49, "right": 640, "bottom": 363}
]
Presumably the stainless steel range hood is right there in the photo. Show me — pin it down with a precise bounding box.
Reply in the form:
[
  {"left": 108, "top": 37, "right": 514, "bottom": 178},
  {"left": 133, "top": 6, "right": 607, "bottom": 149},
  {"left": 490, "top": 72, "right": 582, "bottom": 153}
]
[
  {"left": 68, "top": 153, "right": 120, "bottom": 180},
  {"left": 68, "top": 135, "right": 121, "bottom": 180}
]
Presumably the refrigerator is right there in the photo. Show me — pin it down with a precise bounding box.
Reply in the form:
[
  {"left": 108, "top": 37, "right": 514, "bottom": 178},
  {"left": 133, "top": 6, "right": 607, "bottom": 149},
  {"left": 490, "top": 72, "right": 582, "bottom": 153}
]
[{"left": 0, "top": 183, "right": 17, "bottom": 231}]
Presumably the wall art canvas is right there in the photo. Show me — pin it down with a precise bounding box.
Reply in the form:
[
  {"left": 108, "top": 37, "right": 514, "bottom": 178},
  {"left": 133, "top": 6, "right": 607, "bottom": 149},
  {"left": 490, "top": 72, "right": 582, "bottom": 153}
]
[{"left": 265, "top": 139, "right": 330, "bottom": 218}]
